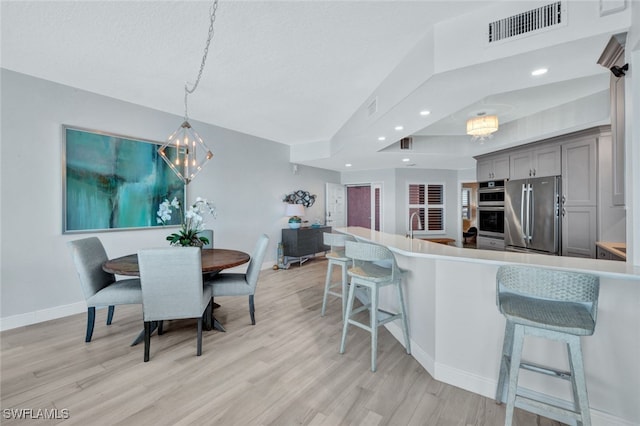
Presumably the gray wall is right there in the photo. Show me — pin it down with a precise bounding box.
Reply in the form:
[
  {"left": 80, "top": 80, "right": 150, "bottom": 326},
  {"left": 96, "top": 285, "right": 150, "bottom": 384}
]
[
  {"left": 341, "top": 168, "right": 463, "bottom": 241},
  {"left": 394, "top": 168, "right": 461, "bottom": 240},
  {"left": 0, "top": 69, "right": 339, "bottom": 325}
]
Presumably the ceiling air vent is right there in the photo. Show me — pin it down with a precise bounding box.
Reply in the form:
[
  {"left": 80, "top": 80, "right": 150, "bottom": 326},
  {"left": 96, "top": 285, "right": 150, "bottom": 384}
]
[
  {"left": 488, "top": 1, "right": 564, "bottom": 43},
  {"left": 400, "top": 137, "right": 413, "bottom": 150}
]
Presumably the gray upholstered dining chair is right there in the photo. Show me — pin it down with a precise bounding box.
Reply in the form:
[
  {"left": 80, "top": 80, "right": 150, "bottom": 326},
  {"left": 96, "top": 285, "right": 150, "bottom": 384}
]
[
  {"left": 138, "top": 247, "right": 212, "bottom": 362},
  {"left": 67, "top": 237, "right": 142, "bottom": 343},
  {"left": 205, "top": 234, "right": 270, "bottom": 326}
]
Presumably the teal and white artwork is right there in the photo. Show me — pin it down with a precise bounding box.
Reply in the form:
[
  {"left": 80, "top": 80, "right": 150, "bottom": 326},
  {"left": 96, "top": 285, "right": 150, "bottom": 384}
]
[{"left": 63, "top": 126, "right": 184, "bottom": 232}]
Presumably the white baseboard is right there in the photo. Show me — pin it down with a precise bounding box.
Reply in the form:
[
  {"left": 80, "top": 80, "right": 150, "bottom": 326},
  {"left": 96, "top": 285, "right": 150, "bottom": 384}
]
[
  {"left": 0, "top": 262, "right": 275, "bottom": 332},
  {"left": 385, "top": 323, "right": 633, "bottom": 426},
  {"left": 385, "top": 322, "right": 435, "bottom": 377},
  {"left": 434, "top": 362, "right": 497, "bottom": 399},
  {"left": 0, "top": 301, "right": 86, "bottom": 332}
]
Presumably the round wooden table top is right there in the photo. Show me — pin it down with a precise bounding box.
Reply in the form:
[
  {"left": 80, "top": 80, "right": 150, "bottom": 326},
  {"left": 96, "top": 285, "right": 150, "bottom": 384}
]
[{"left": 102, "top": 248, "right": 250, "bottom": 276}]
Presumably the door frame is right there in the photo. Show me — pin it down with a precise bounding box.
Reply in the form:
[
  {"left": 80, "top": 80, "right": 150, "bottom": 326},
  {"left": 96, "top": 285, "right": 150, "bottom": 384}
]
[{"left": 346, "top": 183, "right": 383, "bottom": 232}]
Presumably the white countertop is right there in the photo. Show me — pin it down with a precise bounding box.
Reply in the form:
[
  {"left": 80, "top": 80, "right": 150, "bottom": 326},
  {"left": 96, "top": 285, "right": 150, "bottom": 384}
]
[{"left": 335, "top": 227, "right": 640, "bottom": 280}]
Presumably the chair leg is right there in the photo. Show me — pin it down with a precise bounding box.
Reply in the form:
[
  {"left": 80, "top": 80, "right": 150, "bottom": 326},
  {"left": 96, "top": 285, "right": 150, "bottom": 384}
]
[
  {"left": 321, "top": 262, "right": 334, "bottom": 316},
  {"left": 340, "top": 262, "right": 348, "bottom": 320},
  {"left": 339, "top": 279, "right": 357, "bottom": 355},
  {"left": 370, "top": 284, "right": 379, "bottom": 372},
  {"left": 106, "top": 305, "right": 115, "bottom": 325},
  {"left": 204, "top": 300, "right": 213, "bottom": 330},
  {"left": 144, "top": 321, "right": 151, "bottom": 362},
  {"left": 496, "top": 321, "right": 515, "bottom": 404},
  {"left": 85, "top": 307, "right": 96, "bottom": 342},
  {"left": 158, "top": 320, "right": 164, "bottom": 335},
  {"left": 505, "top": 324, "right": 525, "bottom": 426},
  {"left": 567, "top": 336, "right": 591, "bottom": 426},
  {"left": 249, "top": 295, "right": 256, "bottom": 325},
  {"left": 210, "top": 296, "right": 215, "bottom": 323},
  {"left": 196, "top": 317, "right": 203, "bottom": 356}
]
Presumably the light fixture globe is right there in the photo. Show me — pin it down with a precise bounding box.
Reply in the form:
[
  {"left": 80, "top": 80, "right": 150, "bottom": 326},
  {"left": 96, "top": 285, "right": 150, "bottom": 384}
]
[
  {"left": 159, "top": 120, "right": 213, "bottom": 185},
  {"left": 466, "top": 115, "right": 499, "bottom": 139}
]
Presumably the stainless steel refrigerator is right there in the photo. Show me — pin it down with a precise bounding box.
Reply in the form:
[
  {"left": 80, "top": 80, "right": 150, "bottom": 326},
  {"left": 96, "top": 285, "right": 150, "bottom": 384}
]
[{"left": 505, "top": 176, "right": 561, "bottom": 255}]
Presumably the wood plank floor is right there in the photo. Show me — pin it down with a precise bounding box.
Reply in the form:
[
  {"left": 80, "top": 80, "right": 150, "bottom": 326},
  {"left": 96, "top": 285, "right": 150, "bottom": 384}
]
[{"left": 1, "top": 258, "right": 564, "bottom": 425}]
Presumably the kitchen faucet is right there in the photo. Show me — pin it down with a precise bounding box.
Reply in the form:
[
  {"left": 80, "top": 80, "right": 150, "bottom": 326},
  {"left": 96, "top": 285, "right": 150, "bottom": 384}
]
[{"left": 408, "top": 211, "right": 420, "bottom": 239}]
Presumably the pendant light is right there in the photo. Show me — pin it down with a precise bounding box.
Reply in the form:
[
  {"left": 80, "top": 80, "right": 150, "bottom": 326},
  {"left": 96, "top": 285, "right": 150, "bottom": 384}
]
[
  {"left": 466, "top": 113, "right": 499, "bottom": 141},
  {"left": 158, "top": 0, "right": 219, "bottom": 184}
]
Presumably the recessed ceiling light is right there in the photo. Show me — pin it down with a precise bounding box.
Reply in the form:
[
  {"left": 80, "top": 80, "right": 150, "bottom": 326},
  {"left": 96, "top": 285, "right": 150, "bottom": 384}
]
[
  {"left": 420, "top": 110, "right": 431, "bottom": 116},
  {"left": 345, "top": 163, "right": 352, "bottom": 167},
  {"left": 531, "top": 68, "right": 548, "bottom": 76},
  {"left": 378, "top": 136, "right": 386, "bottom": 141},
  {"left": 395, "top": 125, "right": 404, "bottom": 131},
  {"left": 402, "top": 158, "right": 410, "bottom": 162}
]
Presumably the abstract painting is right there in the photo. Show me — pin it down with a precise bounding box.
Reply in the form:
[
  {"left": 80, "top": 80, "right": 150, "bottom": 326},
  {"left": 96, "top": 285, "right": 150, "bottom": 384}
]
[{"left": 63, "top": 126, "right": 184, "bottom": 233}]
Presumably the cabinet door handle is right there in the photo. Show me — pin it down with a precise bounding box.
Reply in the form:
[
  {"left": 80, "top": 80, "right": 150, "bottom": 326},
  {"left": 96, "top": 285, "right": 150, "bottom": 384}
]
[
  {"left": 562, "top": 195, "right": 566, "bottom": 204},
  {"left": 562, "top": 208, "right": 566, "bottom": 217},
  {"left": 533, "top": 168, "right": 536, "bottom": 176}
]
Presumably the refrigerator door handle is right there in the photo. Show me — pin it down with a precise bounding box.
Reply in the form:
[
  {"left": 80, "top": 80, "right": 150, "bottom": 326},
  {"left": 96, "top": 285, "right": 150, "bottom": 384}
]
[
  {"left": 524, "top": 184, "right": 531, "bottom": 242},
  {"left": 528, "top": 184, "right": 534, "bottom": 242},
  {"left": 521, "top": 184, "right": 527, "bottom": 239}
]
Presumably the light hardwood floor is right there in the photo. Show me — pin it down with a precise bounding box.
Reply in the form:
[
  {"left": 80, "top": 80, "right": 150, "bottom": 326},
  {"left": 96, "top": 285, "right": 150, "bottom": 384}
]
[{"left": 1, "top": 258, "right": 564, "bottom": 425}]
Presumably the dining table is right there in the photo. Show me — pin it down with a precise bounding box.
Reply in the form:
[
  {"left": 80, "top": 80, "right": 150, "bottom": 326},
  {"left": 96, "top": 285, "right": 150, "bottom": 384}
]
[{"left": 103, "top": 248, "right": 250, "bottom": 345}]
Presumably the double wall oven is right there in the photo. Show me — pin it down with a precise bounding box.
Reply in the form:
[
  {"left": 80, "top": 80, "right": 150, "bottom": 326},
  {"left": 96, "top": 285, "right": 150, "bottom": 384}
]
[{"left": 477, "top": 180, "right": 505, "bottom": 251}]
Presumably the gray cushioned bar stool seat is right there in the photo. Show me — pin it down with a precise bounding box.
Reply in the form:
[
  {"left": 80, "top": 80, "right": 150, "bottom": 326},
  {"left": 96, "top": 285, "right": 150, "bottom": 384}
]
[
  {"left": 321, "top": 232, "right": 356, "bottom": 318},
  {"left": 339, "top": 241, "right": 411, "bottom": 372},
  {"left": 495, "top": 265, "right": 599, "bottom": 426}
]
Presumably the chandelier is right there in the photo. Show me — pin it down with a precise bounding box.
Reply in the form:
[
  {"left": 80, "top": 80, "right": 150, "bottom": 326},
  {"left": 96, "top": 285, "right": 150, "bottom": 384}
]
[
  {"left": 158, "top": 0, "right": 219, "bottom": 185},
  {"left": 466, "top": 114, "right": 499, "bottom": 141}
]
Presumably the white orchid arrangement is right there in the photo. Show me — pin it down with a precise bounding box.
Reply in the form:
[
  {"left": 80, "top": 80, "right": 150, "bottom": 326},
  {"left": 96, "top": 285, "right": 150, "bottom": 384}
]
[{"left": 157, "top": 197, "right": 216, "bottom": 247}]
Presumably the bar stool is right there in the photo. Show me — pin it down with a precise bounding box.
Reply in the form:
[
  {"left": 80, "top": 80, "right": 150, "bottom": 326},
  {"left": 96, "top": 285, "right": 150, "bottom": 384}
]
[
  {"left": 321, "top": 232, "right": 355, "bottom": 318},
  {"left": 339, "top": 241, "right": 411, "bottom": 372},
  {"left": 495, "top": 265, "right": 600, "bottom": 426}
]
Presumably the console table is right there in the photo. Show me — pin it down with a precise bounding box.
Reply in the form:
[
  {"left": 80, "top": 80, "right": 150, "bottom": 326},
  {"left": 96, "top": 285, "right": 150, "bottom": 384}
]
[{"left": 281, "top": 226, "right": 331, "bottom": 267}]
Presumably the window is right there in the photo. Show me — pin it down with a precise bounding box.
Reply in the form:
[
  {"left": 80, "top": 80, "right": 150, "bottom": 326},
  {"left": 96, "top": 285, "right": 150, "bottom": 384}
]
[
  {"left": 408, "top": 183, "right": 445, "bottom": 233},
  {"left": 461, "top": 188, "right": 471, "bottom": 220}
]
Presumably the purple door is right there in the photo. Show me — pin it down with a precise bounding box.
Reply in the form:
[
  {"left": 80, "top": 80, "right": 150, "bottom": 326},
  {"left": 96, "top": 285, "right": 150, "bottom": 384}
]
[{"left": 347, "top": 186, "right": 371, "bottom": 229}]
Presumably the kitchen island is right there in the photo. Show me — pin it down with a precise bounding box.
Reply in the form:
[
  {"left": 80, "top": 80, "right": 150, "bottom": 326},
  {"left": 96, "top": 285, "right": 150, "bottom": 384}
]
[{"left": 335, "top": 227, "right": 640, "bottom": 426}]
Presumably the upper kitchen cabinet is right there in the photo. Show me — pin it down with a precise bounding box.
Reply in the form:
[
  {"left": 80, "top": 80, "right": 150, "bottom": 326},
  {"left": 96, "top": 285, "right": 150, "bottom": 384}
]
[
  {"left": 562, "top": 136, "right": 597, "bottom": 207},
  {"left": 476, "top": 154, "right": 509, "bottom": 182},
  {"left": 510, "top": 145, "right": 561, "bottom": 180}
]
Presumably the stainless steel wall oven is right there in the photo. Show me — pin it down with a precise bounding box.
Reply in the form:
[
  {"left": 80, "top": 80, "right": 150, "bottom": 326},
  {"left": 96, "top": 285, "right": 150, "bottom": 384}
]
[{"left": 477, "top": 180, "right": 505, "bottom": 250}]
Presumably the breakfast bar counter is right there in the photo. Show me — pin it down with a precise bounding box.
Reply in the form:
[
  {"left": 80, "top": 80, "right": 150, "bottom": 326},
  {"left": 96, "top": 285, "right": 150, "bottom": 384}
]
[{"left": 335, "top": 227, "right": 640, "bottom": 426}]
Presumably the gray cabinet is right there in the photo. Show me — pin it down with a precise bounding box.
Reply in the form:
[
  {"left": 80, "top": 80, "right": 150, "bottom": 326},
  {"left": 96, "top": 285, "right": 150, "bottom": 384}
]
[
  {"left": 561, "top": 137, "right": 597, "bottom": 258},
  {"left": 598, "top": 33, "right": 626, "bottom": 206},
  {"left": 562, "top": 206, "right": 597, "bottom": 258},
  {"left": 281, "top": 227, "right": 331, "bottom": 263},
  {"left": 597, "top": 246, "right": 625, "bottom": 261},
  {"left": 510, "top": 145, "right": 561, "bottom": 180},
  {"left": 562, "top": 137, "right": 597, "bottom": 207},
  {"left": 477, "top": 155, "right": 509, "bottom": 181}
]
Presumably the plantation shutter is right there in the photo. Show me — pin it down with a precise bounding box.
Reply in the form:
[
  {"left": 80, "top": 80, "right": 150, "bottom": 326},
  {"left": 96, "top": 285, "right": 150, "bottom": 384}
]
[{"left": 408, "top": 183, "right": 444, "bottom": 233}]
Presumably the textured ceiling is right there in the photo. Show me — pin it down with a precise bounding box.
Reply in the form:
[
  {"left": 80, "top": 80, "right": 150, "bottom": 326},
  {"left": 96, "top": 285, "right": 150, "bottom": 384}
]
[
  {"left": 2, "top": 1, "right": 486, "bottom": 144},
  {"left": 0, "top": 1, "right": 627, "bottom": 171}
]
